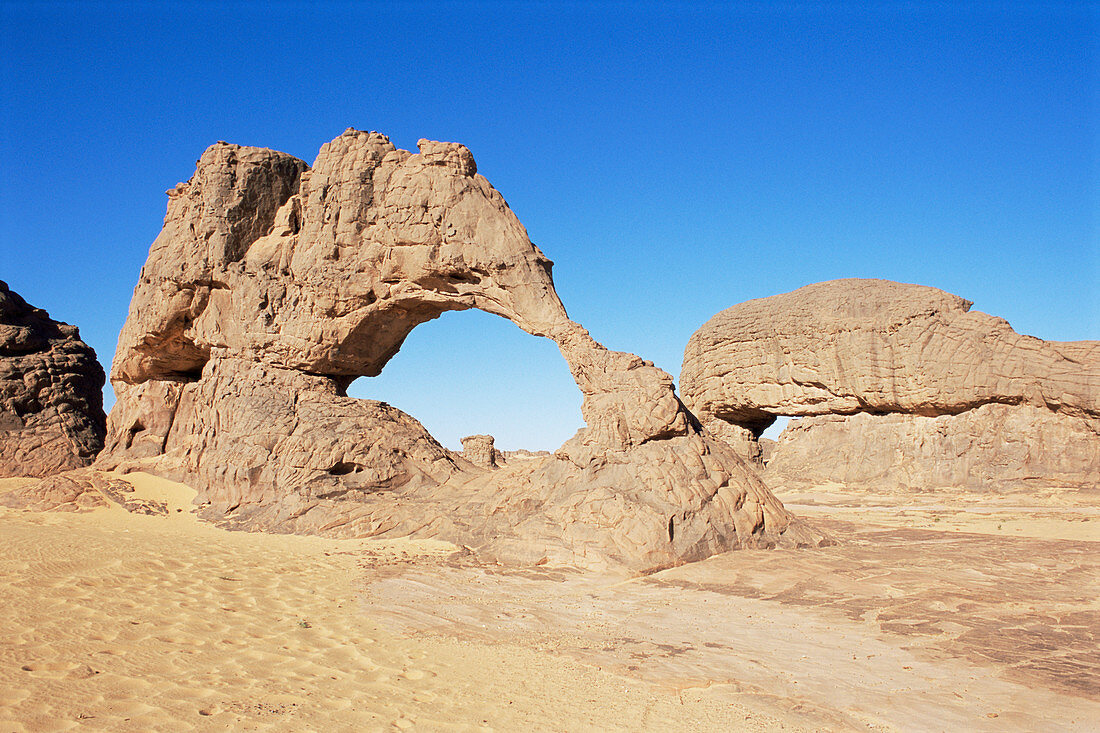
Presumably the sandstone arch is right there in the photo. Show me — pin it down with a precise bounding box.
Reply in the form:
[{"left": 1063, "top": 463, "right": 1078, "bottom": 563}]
[{"left": 95, "top": 129, "right": 824, "bottom": 571}]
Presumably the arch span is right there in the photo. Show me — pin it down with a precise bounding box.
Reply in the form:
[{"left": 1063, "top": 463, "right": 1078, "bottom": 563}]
[
  {"left": 346, "top": 309, "right": 582, "bottom": 452},
  {"left": 95, "top": 130, "right": 824, "bottom": 571}
]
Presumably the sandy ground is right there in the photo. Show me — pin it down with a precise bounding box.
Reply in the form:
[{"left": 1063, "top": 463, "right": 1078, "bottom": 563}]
[{"left": 1, "top": 473, "right": 1097, "bottom": 731}]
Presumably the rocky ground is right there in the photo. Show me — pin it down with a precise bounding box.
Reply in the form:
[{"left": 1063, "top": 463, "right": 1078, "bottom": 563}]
[{"left": 0, "top": 473, "right": 1096, "bottom": 731}]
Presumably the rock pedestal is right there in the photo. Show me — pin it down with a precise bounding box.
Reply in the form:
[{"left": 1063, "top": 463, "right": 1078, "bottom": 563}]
[{"left": 461, "top": 435, "right": 498, "bottom": 469}]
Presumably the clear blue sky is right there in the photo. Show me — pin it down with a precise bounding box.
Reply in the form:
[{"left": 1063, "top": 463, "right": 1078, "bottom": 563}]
[{"left": 2, "top": 1, "right": 1096, "bottom": 450}]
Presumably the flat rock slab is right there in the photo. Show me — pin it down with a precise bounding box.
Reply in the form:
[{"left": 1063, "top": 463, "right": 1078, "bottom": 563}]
[{"left": 361, "top": 514, "right": 1100, "bottom": 731}]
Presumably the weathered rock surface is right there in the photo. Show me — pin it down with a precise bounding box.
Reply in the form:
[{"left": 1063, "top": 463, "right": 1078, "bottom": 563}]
[
  {"left": 682, "top": 279, "right": 1099, "bottom": 489},
  {"left": 460, "top": 435, "right": 498, "bottom": 469},
  {"left": 499, "top": 448, "right": 552, "bottom": 462},
  {"left": 683, "top": 279, "right": 1099, "bottom": 431},
  {"left": 698, "top": 417, "right": 764, "bottom": 468},
  {"left": 0, "top": 281, "right": 106, "bottom": 477},
  {"left": 758, "top": 437, "right": 778, "bottom": 466},
  {"left": 85, "top": 129, "right": 823, "bottom": 571},
  {"left": 767, "top": 405, "right": 1099, "bottom": 490},
  {"left": 0, "top": 469, "right": 167, "bottom": 514}
]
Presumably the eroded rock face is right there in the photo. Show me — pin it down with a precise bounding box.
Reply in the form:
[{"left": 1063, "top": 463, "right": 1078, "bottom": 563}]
[
  {"left": 460, "top": 435, "right": 498, "bottom": 469},
  {"left": 92, "top": 129, "right": 823, "bottom": 571},
  {"left": 0, "top": 281, "right": 106, "bottom": 477},
  {"left": 766, "top": 405, "right": 1100, "bottom": 491},
  {"left": 682, "top": 279, "right": 1099, "bottom": 489}
]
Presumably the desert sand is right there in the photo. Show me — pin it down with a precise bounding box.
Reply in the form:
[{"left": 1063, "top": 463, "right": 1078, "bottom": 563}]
[{"left": 1, "top": 472, "right": 1097, "bottom": 732}]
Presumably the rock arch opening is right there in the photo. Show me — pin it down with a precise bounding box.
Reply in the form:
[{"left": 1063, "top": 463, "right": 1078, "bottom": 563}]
[
  {"left": 760, "top": 416, "right": 793, "bottom": 442},
  {"left": 345, "top": 309, "right": 582, "bottom": 452},
  {"left": 90, "top": 130, "right": 825, "bottom": 571}
]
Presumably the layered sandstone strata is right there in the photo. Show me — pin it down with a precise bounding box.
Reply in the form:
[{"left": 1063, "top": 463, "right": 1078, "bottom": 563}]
[
  {"left": 765, "top": 405, "right": 1100, "bottom": 491},
  {"left": 0, "top": 281, "right": 106, "bottom": 477},
  {"left": 681, "top": 279, "right": 1099, "bottom": 490},
  {"left": 88, "top": 129, "right": 823, "bottom": 571}
]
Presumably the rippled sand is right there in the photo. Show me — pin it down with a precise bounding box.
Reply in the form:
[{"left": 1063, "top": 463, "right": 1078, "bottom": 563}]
[{"left": 1, "top": 472, "right": 1097, "bottom": 731}]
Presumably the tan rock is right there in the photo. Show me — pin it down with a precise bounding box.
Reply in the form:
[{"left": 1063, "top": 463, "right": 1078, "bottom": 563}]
[
  {"left": 758, "top": 437, "right": 777, "bottom": 466},
  {"left": 100, "top": 380, "right": 185, "bottom": 461},
  {"left": 87, "top": 129, "right": 824, "bottom": 572},
  {"left": 499, "top": 448, "right": 552, "bottom": 462},
  {"left": 112, "top": 142, "right": 309, "bottom": 384},
  {"left": 0, "top": 281, "right": 106, "bottom": 477},
  {"left": 682, "top": 279, "right": 1099, "bottom": 490},
  {"left": 0, "top": 468, "right": 172, "bottom": 514},
  {"left": 460, "top": 435, "right": 498, "bottom": 469},
  {"left": 767, "top": 405, "right": 1099, "bottom": 491},
  {"left": 699, "top": 417, "right": 763, "bottom": 468},
  {"left": 683, "top": 279, "right": 1098, "bottom": 430}
]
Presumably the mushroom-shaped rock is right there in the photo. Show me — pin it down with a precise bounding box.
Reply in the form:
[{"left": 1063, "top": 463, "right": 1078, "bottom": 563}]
[{"left": 681, "top": 279, "right": 1099, "bottom": 489}]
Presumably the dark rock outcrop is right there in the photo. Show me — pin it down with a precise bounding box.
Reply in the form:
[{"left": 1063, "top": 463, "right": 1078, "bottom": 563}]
[{"left": 0, "top": 281, "right": 106, "bottom": 477}]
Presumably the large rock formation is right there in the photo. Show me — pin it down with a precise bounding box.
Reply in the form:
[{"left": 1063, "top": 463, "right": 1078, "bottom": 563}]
[
  {"left": 0, "top": 281, "right": 106, "bottom": 477},
  {"left": 681, "top": 279, "right": 1099, "bottom": 490},
  {"left": 89, "top": 129, "right": 823, "bottom": 571}
]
